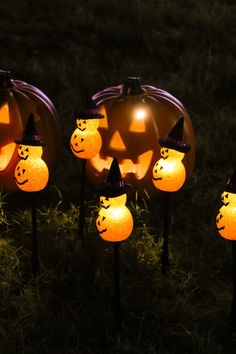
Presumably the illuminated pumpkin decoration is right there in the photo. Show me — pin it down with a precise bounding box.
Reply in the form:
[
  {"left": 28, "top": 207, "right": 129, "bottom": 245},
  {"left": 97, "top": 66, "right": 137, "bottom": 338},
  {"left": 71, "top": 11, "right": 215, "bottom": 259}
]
[
  {"left": 14, "top": 114, "right": 49, "bottom": 192},
  {"left": 216, "top": 171, "right": 236, "bottom": 240},
  {"left": 152, "top": 117, "right": 191, "bottom": 192},
  {"left": 0, "top": 70, "right": 59, "bottom": 191},
  {"left": 86, "top": 77, "right": 195, "bottom": 198},
  {"left": 96, "top": 157, "right": 133, "bottom": 242},
  {"left": 70, "top": 98, "right": 104, "bottom": 159}
]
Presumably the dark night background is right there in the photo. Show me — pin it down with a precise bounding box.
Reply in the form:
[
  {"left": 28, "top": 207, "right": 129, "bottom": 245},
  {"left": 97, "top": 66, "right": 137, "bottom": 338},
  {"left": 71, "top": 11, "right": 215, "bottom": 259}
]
[{"left": 0, "top": 0, "right": 236, "bottom": 353}]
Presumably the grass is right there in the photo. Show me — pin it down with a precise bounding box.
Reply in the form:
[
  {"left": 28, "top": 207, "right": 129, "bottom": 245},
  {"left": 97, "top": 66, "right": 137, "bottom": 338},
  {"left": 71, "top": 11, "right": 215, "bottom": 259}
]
[{"left": 0, "top": 0, "right": 236, "bottom": 353}]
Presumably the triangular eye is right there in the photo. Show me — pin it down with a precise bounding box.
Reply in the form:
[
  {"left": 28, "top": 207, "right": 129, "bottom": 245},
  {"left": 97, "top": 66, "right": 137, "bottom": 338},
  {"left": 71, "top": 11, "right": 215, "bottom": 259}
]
[
  {"left": 109, "top": 131, "right": 126, "bottom": 151},
  {"left": 0, "top": 103, "right": 10, "bottom": 124},
  {"left": 98, "top": 106, "right": 108, "bottom": 128},
  {"left": 25, "top": 148, "right": 29, "bottom": 152}
]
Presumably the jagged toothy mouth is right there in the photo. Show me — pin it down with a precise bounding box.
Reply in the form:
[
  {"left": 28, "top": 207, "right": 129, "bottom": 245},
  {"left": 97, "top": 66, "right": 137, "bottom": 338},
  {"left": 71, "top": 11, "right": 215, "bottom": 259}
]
[{"left": 90, "top": 150, "right": 153, "bottom": 180}]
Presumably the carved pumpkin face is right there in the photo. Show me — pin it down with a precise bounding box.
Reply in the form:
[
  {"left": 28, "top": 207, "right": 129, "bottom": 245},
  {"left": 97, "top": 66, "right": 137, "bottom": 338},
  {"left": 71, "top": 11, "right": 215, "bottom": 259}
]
[
  {"left": 14, "top": 146, "right": 49, "bottom": 192},
  {"left": 152, "top": 149, "right": 186, "bottom": 192},
  {"left": 216, "top": 192, "right": 236, "bottom": 240},
  {"left": 96, "top": 193, "right": 133, "bottom": 242},
  {"left": 0, "top": 70, "right": 60, "bottom": 191},
  {"left": 86, "top": 79, "right": 195, "bottom": 198}
]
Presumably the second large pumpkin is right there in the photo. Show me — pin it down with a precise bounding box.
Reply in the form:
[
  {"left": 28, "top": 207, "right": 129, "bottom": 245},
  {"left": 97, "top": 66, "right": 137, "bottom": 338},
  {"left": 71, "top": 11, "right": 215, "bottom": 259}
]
[{"left": 86, "top": 77, "right": 195, "bottom": 198}]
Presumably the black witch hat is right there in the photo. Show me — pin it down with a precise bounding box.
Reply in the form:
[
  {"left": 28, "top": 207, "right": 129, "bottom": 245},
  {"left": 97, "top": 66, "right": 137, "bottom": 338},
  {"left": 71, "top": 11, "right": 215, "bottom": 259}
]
[
  {"left": 15, "top": 113, "right": 45, "bottom": 146},
  {"left": 75, "top": 95, "right": 104, "bottom": 119},
  {"left": 97, "top": 157, "right": 131, "bottom": 197},
  {"left": 159, "top": 117, "right": 191, "bottom": 153},
  {"left": 225, "top": 170, "right": 236, "bottom": 193}
]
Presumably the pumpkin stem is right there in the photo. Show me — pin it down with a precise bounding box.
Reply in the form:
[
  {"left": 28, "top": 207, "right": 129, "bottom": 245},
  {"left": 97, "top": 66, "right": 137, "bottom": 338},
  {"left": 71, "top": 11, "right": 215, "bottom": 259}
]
[{"left": 122, "top": 77, "right": 144, "bottom": 96}]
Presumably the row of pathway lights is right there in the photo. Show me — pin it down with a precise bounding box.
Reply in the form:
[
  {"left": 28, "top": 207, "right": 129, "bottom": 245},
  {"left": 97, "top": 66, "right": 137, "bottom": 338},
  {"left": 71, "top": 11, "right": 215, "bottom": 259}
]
[{"left": 12, "top": 99, "right": 236, "bottom": 332}]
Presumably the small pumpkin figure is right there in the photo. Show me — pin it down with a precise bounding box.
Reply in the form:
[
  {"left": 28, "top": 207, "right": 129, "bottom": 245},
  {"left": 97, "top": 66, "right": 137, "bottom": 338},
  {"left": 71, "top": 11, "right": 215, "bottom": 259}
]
[
  {"left": 96, "top": 157, "right": 133, "bottom": 242},
  {"left": 70, "top": 98, "right": 104, "bottom": 159},
  {"left": 152, "top": 117, "right": 191, "bottom": 192},
  {"left": 14, "top": 113, "right": 49, "bottom": 192},
  {"left": 0, "top": 70, "right": 60, "bottom": 191},
  {"left": 216, "top": 171, "right": 236, "bottom": 240},
  {"left": 86, "top": 77, "right": 195, "bottom": 198}
]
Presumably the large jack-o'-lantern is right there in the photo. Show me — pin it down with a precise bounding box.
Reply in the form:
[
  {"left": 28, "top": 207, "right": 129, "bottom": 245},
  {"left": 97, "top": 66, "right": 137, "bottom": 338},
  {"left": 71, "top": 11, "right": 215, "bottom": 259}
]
[
  {"left": 86, "top": 77, "right": 195, "bottom": 198},
  {"left": 0, "top": 70, "right": 60, "bottom": 191}
]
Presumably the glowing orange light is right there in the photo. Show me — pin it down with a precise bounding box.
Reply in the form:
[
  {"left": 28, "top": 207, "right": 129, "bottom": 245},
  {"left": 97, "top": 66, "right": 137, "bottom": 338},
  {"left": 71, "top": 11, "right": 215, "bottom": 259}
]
[
  {"left": 216, "top": 191, "right": 236, "bottom": 240},
  {"left": 135, "top": 108, "right": 146, "bottom": 120},
  {"left": 96, "top": 193, "right": 133, "bottom": 242},
  {"left": 14, "top": 145, "right": 49, "bottom": 192},
  {"left": 70, "top": 118, "right": 102, "bottom": 159},
  {"left": 152, "top": 148, "right": 186, "bottom": 192}
]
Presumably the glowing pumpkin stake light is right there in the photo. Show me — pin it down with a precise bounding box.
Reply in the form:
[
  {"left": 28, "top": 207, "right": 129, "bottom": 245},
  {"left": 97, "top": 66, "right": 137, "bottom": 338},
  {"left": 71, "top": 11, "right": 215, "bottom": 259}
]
[
  {"left": 70, "top": 97, "right": 104, "bottom": 239},
  {"left": 152, "top": 117, "right": 191, "bottom": 275},
  {"left": 96, "top": 157, "right": 133, "bottom": 335},
  {"left": 14, "top": 113, "right": 49, "bottom": 278},
  {"left": 215, "top": 171, "right": 236, "bottom": 325}
]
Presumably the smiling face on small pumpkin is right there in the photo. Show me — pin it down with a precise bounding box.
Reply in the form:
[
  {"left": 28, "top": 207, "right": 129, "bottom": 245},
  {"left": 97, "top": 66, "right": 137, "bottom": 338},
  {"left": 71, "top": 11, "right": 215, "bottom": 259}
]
[
  {"left": 96, "top": 198, "right": 133, "bottom": 242},
  {"left": 100, "top": 194, "right": 127, "bottom": 209},
  {"left": 152, "top": 155, "right": 186, "bottom": 192},
  {"left": 14, "top": 151, "right": 49, "bottom": 192},
  {"left": 161, "top": 147, "right": 185, "bottom": 161},
  {"left": 221, "top": 191, "right": 236, "bottom": 207},
  {"left": 17, "top": 144, "right": 43, "bottom": 160},
  {"left": 216, "top": 199, "right": 236, "bottom": 240},
  {"left": 76, "top": 118, "right": 99, "bottom": 132},
  {"left": 70, "top": 128, "right": 102, "bottom": 159}
]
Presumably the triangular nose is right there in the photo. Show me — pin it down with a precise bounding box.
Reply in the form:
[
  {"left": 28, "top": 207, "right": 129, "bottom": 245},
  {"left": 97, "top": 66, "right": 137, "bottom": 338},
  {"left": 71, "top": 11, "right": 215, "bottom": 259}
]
[
  {"left": 109, "top": 131, "right": 126, "bottom": 151},
  {"left": 0, "top": 103, "right": 10, "bottom": 124}
]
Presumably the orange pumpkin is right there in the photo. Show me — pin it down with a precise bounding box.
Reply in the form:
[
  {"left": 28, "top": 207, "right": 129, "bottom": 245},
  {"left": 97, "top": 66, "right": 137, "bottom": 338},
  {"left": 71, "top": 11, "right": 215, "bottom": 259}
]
[
  {"left": 86, "top": 77, "right": 195, "bottom": 198},
  {"left": 0, "top": 70, "right": 60, "bottom": 191}
]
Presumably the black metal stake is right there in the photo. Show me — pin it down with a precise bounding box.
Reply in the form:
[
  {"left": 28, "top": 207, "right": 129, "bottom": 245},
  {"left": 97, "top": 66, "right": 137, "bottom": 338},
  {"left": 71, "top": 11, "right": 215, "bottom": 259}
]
[
  {"left": 113, "top": 242, "right": 121, "bottom": 336},
  {"left": 78, "top": 159, "right": 87, "bottom": 240},
  {"left": 230, "top": 241, "right": 236, "bottom": 326},
  {"left": 31, "top": 192, "right": 39, "bottom": 279},
  {"left": 161, "top": 192, "right": 170, "bottom": 275}
]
